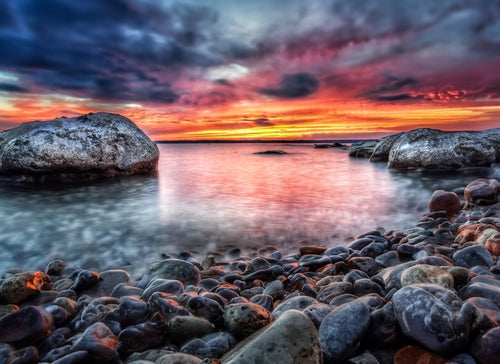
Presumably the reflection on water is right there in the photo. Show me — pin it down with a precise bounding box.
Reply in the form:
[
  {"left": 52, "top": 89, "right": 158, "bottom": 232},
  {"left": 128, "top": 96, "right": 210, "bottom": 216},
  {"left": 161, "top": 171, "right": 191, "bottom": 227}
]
[{"left": 1, "top": 143, "right": 499, "bottom": 276}]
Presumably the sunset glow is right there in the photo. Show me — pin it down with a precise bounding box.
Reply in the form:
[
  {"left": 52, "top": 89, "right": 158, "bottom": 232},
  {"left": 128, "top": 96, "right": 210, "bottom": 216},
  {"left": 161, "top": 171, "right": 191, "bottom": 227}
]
[{"left": 1, "top": 1, "right": 500, "bottom": 140}]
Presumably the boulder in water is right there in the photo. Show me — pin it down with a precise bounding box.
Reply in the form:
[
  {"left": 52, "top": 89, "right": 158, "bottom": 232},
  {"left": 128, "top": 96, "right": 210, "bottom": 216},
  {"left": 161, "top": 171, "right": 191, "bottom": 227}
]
[{"left": 0, "top": 112, "right": 159, "bottom": 182}]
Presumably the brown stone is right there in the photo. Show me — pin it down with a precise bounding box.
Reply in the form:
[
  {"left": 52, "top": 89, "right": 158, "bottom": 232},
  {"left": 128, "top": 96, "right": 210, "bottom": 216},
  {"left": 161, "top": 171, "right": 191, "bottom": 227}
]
[
  {"left": 455, "top": 223, "right": 499, "bottom": 244},
  {"left": 428, "top": 190, "right": 461, "bottom": 218},
  {"left": 394, "top": 345, "right": 449, "bottom": 364},
  {"left": 464, "top": 178, "right": 500, "bottom": 206},
  {"left": 299, "top": 245, "right": 327, "bottom": 255}
]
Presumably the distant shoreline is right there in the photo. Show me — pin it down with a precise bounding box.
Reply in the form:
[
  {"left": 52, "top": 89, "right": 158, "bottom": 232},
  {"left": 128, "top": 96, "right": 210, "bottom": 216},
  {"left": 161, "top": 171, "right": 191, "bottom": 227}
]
[{"left": 155, "top": 139, "right": 376, "bottom": 144}]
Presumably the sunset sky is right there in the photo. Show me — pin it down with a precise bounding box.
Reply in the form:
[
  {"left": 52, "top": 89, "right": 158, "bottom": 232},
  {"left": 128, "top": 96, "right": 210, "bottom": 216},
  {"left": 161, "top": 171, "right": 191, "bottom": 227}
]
[{"left": 1, "top": 0, "right": 500, "bottom": 140}]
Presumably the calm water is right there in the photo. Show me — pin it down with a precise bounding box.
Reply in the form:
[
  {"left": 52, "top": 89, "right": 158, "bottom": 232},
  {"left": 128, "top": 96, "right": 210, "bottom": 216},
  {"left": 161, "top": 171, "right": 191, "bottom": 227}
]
[{"left": 1, "top": 143, "right": 499, "bottom": 277}]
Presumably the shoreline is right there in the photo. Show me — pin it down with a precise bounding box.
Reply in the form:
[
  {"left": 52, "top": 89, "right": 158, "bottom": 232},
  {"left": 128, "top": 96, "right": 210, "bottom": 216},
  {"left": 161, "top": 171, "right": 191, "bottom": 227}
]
[{"left": 0, "top": 178, "right": 499, "bottom": 363}]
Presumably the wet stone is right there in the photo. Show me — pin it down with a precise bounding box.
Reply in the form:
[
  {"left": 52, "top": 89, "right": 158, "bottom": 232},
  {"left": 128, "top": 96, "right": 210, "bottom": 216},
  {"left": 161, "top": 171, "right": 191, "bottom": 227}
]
[
  {"left": 454, "top": 245, "right": 494, "bottom": 268},
  {"left": 400, "top": 264, "right": 454, "bottom": 289},
  {"left": 317, "top": 282, "right": 353, "bottom": 303},
  {"left": 72, "top": 322, "right": 120, "bottom": 364},
  {"left": 0, "top": 306, "right": 53, "bottom": 347},
  {"left": 142, "top": 279, "right": 184, "bottom": 300},
  {"left": 471, "top": 326, "right": 500, "bottom": 364},
  {"left": 69, "top": 270, "right": 101, "bottom": 294},
  {"left": 117, "top": 322, "right": 164, "bottom": 357},
  {"left": 223, "top": 302, "right": 272, "bottom": 339},
  {"left": 168, "top": 315, "right": 215, "bottom": 343}
]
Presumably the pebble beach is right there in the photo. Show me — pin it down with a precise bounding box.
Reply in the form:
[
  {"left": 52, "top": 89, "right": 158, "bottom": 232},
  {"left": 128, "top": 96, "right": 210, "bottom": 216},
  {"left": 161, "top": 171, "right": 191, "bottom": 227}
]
[{"left": 1, "top": 178, "right": 500, "bottom": 364}]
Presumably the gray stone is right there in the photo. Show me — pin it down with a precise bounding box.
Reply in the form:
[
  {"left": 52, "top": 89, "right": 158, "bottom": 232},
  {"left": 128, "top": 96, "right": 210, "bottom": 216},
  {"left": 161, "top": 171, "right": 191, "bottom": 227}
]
[
  {"left": 117, "top": 322, "right": 164, "bottom": 357},
  {"left": 156, "top": 353, "right": 203, "bottom": 364},
  {"left": 380, "top": 128, "right": 500, "bottom": 170},
  {"left": 83, "top": 269, "right": 131, "bottom": 297},
  {"left": 302, "top": 303, "right": 335, "bottom": 328},
  {"left": 168, "top": 315, "right": 215, "bottom": 343},
  {"left": 318, "top": 300, "right": 371, "bottom": 363},
  {"left": 272, "top": 295, "right": 318, "bottom": 318},
  {"left": 0, "top": 112, "right": 159, "bottom": 182},
  {"left": 224, "top": 302, "right": 272, "bottom": 339},
  {"left": 0, "top": 271, "right": 49, "bottom": 304},
  {"left": 453, "top": 245, "right": 494, "bottom": 268},
  {"left": 369, "top": 133, "right": 403, "bottom": 162},
  {"left": 392, "top": 284, "right": 473, "bottom": 354},
  {"left": 108, "top": 296, "right": 149, "bottom": 327},
  {"left": 400, "top": 264, "right": 454, "bottom": 289},
  {"left": 140, "top": 259, "right": 200, "bottom": 287},
  {"left": 142, "top": 279, "right": 184, "bottom": 300},
  {"left": 222, "top": 309, "right": 322, "bottom": 364},
  {"left": 317, "top": 282, "right": 353, "bottom": 304}
]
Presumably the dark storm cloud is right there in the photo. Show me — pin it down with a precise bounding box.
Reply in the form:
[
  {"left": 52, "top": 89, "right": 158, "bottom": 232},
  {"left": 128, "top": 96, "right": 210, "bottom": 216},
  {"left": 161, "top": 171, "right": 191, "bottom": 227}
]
[
  {"left": 0, "top": 0, "right": 222, "bottom": 103},
  {"left": 253, "top": 118, "right": 274, "bottom": 127},
  {"left": 259, "top": 73, "right": 319, "bottom": 99},
  {"left": 0, "top": 83, "right": 28, "bottom": 93},
  {"left": 363, "top": 76, "right": 420, "bottom": 102}
]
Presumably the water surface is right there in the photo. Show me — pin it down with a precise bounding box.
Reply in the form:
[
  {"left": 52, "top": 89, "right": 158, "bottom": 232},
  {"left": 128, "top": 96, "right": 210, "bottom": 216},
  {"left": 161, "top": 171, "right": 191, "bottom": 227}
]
[{"left": 1, "top": 143, "right": 498, "bottom": 276}]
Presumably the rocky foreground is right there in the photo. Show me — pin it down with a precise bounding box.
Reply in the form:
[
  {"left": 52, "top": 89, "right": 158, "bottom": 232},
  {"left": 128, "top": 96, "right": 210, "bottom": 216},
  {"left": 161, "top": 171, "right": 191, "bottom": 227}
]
[{"left": 1, "top": 179, "right": 500, "bottom": 364}]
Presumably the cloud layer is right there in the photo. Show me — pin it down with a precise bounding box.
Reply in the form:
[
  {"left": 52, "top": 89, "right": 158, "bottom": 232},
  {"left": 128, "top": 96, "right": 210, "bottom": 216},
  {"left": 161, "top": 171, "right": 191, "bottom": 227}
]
[{"left": 1, "top": 0, "right": 499, "bottom": 138}]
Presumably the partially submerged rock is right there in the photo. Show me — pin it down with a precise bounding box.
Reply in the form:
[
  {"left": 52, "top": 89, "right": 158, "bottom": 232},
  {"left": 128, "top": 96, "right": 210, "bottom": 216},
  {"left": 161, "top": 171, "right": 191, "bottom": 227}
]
[
  {"left": 0, "top": 112, "right": 159, "bottom": 182},
  {"left": 349, "top": 140, "right": 378, "bottom": 158},
  {"left": 253, "top": 150, "right": 288, "bottom": 155},
  {"left": 367, "top": 128, "right": 500, "bottom": 170}
]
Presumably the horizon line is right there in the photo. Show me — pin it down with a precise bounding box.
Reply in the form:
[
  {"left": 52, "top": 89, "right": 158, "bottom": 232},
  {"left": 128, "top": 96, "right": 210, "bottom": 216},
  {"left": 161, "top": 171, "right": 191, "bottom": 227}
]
[{"left": 155, "top": 138, "right": 377, "bottom": 144}]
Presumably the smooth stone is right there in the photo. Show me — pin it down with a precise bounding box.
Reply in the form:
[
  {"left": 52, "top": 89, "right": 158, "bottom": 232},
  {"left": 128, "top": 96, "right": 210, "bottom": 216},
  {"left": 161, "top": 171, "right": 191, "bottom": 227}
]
[
  {"left": 317, "top": 282, "right": 353, "bottom": 303},
  {"left": 52, "top": 279, "right": 74, "bottom": 292},
  {"left": 392, "top": 284, "right": 473, "bottom": 354},
  {"left": 375, "top": 251, "right": 402, "bottom": 268},
  {"left": 83, "top": 269, "right": 130, "bottom": 297},
  {"left": 464, "top": 179, "right": 500, "bottom": 206},
  {"left": 348, "top": 257, "right": 379, "bottom": 276},
  {"left": 44, "top": 305, "right": 70, "bottom": 327},
  {"left": 125, "top": 349, "right": 171, "bottom": 363},
  {"left": 75, "top": 297, "right": 120, "bottom": 331},
  {"left": 428, "top": 190, "right": 461, "bottom": 218},
  {"left": 0, "top": 306, "right": 53, "bottom": 346},
  {"left": 272, "top": 295, "right": 318, "bottom": 318},
  {"left": 299, "top": 246, "right": 327, "bottom": 255},
  {"left": 324, "top": 246, "right": 349, "bottom": 256},
  {"left": 148, "top": 293, "right": 189, "bottom": 321},
  {"left": 110, "top": 283, "right": 144, "bottom": 298},
  {"left": 348, "top": 238, "right": 374, "bottom": 251},
  {"left": 117, "top": 322, "right": 164, "bottom": 357},
  {"left": 223, "top": 302, "right": 272, "bottom": 339},
  {"left": 318, "top": 300, "right": 371, "bottom": 363},
  {"left": 349, "top": 140, "right": 378, "bottom": 158},
  {"left": 0, "top": 304, "right": 18, "bottom": 318},
  {"left": 249, "top": 294, "right": 273, "bottom": 312},
  {"left": 393, "top": 345, "right": 449, "bottom": 364},
  {"left": 51, "top": 350, "right": 88, "bottom": 364},
  {"left": 302, "top": 303, "right": 335, "bottom": 328},
  {"left": 72, "top": 322, "right": 120, "bottom": 364},
  {"left": 367, "top": 302, "right": 399, "bottom": 346},
  {"left": 369, "top": 133, "right": 402, "bottom": 162},
  {"left": 353, "top": 279, "right": 383, "bottom": 296},
  {"left": 355, "top": 294, "right": 386, "bottom": 312},
  {"left": 400, "top": 264, "right": 454, "bottom": 289},
  {"left": 69, "top": 270, "right": 101, "bottom": 294},
  {"left": 454, "top": 245, "right": 494, "bottom": 268},
  {"left": 202, "top": 331, "right": 236, "bottom": 359},
  {"left": 180, "top": 338, "right": 212, "bottom": 358},
  {"left": 168, "top": 315, "right": 215, "bottom": 343},
  {"left": 465, "top": 297, "right": 500, "bottom": 324},
  {"left": 40, "top": 345, "right": 72, "bottom": 362},
  {"left": 471, "top": 327, "right": 500, "bottom": 364},
  {"left": 156, "top": 353, "right": 203, "bottom": 364},
  {"left": 299, "top": 255, "right": 331, "bottom": 269},
  {"left": 347, "top": 353, "right": 380, "bottom": 364},
  {"left": 451, "top": 353, "right": 478, "bottom": 364},
  {"left": 140, "top": 259, "right": 200, "bottom": 287},
  {"left": 0, "top": 112, "right": 159, "bottom": 181},
  {"left": 52, "top": 297, "right": 78, "bottom": 316},
  {"left": 186, "top": 296, "right": 224, "bottom": 326},
  {"left": 460, "top": 277, "right": 500, "bottom": 306},
  {"left": 241, "top": 265, "right": 284, "bottom": 282},
  {"left": 142, "top": 279, "right": 184, "bottom": 300},
  {"left": 9, "top": 346, "right": 39, "bottom": 364},
  {"left": 343, "top": 270, "right": 369, "bottom": 284},
  {"left": 329, "top": 294, "right": 357, "bottom": 307},
  {"left": 0, "top": 271, "right": 50, "bottom": 304},
  {"left": 46, "top": 260, "right": 67, "bottom": 276},
  {"left": 108, "top": 296, "right": 149, "bottom": 327},
  {"left": 38, "top": 327, "right": 72, "bottom": 357},
  {"left": 221, "top": 309, "right": 322, "bottom": 364},
  {"left": 360, "top": 243, "right": 385, "bottom": 258}
]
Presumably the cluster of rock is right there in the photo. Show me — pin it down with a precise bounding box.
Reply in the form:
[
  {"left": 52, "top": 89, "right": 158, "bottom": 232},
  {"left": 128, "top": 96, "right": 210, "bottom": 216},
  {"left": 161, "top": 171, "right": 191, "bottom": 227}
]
[
  {"left": 314, "top": 143, "right": 349, "bottom": 150},
  {"left": 1, "top": 178, "right": 500, "bottom": 364},
  {"left": 349, "top": 128, "right": 500, "bottom": 171},
  {"left": 0, "top": 112, "right": 159, "bottom": 183}
]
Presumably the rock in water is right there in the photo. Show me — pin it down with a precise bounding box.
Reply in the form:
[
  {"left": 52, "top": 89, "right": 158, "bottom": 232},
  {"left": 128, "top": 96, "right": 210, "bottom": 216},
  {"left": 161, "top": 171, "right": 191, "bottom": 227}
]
[
  {"left": 318, "top": 300, "right": 371, "bottom": 363},
  {"left": 428, "top": 190, "right": 461, "bottom": 219},
  {"left": 464, "top": 179, "right": 500, "bottom": 206},
  {"left": 349, "top": 140, "right": 378, "bottom": 158},
  {"left": 0, "top": 306, "right": 53, "bottom": 346},
  {"left": 370, "top": 128, "right": 500, "bottom": 170},
  {"left": 0, "top": 112, "right": 159, "bottom": 182},
  {"left": 221, "top": 310, "right": 322, "bottom": 364}
]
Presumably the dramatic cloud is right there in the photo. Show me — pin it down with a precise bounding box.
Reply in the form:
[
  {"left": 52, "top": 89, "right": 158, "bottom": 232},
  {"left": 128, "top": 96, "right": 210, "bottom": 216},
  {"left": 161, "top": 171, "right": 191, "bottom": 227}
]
[
  {"left": 259, "top": 73, "right": 319, "bottom": 99},
  {"left": 253, "top": 118, "right": 274, "bottom": 127},
  {"left": 0, "top": 83, "right": 28, "bottom": 93}
]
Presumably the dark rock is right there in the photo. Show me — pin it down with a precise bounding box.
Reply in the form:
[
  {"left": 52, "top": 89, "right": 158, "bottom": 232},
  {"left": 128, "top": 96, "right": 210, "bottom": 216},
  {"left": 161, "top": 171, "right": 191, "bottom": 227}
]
[
  {"left": 360, "top": 243, "right": 385, "bottom": 258},
  {"left": 454, "top": 245, "right": 494, "bottom": 268},
  {"left": 400, "top": 264, "right": 454, "bottom": 289},
  {"left": 393, "top": 345, "right": 450, "bottom": 364},
  {"left": 223, "top": 302, "right": 272, "bottom": 339},
  {"left": 460, "top": 276, "right": 500, "bottom": 305},
  {"left": 70, "top": 270, "right": 101, "bottom": 294},
  {"left": 392, "top": 284, "right": 473, "bottom": 354},
  {"left": 148, "top": 292, "right": 189, "bottom": 321},
  {"left": 38, "top": 327, "right": 72, "bottom": 357},
  {"left": 117, "top": 322, "right": 164, "bottom": 357},
  {"left": 465, "top": 179, "right": 500, "bottom": 206},
  {"left": 369, "top": 133, "right": 403, "bottom": 162},
  {"left": 110, "top": 283, "right": 144, "bottom": 298},
  {"left": 9, "top": 346, "right": 39, "bottom": 364},
  {"left": 262, "top": 280, "right": 285, "bottom": 300},
  {"left": 44, "top": 305, "right": 71, "bottom": 327},
  {"left": 75, "top": 297, "right": 120, "bottom": 331},
  {"left": 375, "top": 251, "right": 402, "bottom": 268},
  {"left": 46, "top": 260, "right": 67, "bottom": 276},
  {"left": 253, "top": 150, "right": 288, "bottom": 155},
  {"left": 156, "top": 353, "right": 203, "bottom": 364},
  {"left": 348, "top": 238, "right": 374, "bottom": 251},
  {"left": 108, "top": 296, "right": 149, "bottom": 327},
  {"left": 82, "top": 269, "right": 130, "bottom": 297},
  {"left": 202, "top": 331, "right": 236, "bottom": 359},
  {"left": 318, "top": 300, "right": 371, "bottom": 363},
  {"left": 249, "top": 294, "right": 273, "bottom": 312},
  {"left": 396, "top": 244, "right": 419, "bottom": 257},
  {"left": 0, "top": 271, "right": 50, "bottom": 304},
  {"left": 241, "top": 265, "right": 284, "bottom": 282},
  {"left": 221, "top": 309, "right": 322, "bottom": 364},
  {"left": 52, "top": 351, "right": 89, "bottom": 364},
  {"left": 0, "top": 112, "right": 159, "bottom": 182},
  {"left": 187, "top": 296, "right": 224, "bottom": 325},
  {"left": 0, "top": 306, "right": 53, "bottom": 346},
  {"left": 302, "top": 303, "right": 335, "bottom": 328},
  {"left": 349, "top": 140, "right": 379, "bottom": 158},
  {"left": 272, "top": 295, "right": 318, "bottom": 318},
  {"left": 180, "top": 338, "right": 212, "bottom": 358},
  {"left": 72, "top": 322, "right": 120, "bottom": 364},
  {"left": 142, "top": 279, "right": 184, "bottom": 300},
  {"left": 368, "top": 302, "right": 400, "bottom": 346},
  {"left": 317, "top": 282, "right": 353, "bottom": 304},
  {"left": 471, "top": 327, "right": 500, "bottom": 364},
  {"left": 348, "top": 257, "right": 379, "bottom": 276}
]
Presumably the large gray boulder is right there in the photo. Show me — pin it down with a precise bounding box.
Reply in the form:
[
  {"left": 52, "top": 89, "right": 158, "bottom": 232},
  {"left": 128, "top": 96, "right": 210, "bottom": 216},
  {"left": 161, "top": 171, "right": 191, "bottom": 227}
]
[
  {"left": 369, "top": 128, "right": 500, "bottom": 170},
  {"left": 0, "top": 112, "right": 159, "bottom": 182}
]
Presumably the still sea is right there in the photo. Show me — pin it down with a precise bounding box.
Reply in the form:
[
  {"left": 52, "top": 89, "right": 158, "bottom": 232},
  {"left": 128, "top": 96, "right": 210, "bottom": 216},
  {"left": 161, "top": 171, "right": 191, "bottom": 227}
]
[{"left": 1, "top": 143, "right": 499, "bottom": 276}]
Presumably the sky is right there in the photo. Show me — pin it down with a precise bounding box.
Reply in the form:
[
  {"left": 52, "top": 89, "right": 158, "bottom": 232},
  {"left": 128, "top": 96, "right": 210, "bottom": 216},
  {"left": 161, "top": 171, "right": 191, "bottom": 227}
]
[{"left": 1, "top": 0, "right": 500, "bottom": 140}]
